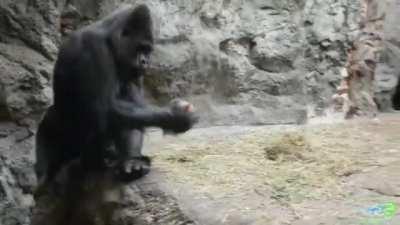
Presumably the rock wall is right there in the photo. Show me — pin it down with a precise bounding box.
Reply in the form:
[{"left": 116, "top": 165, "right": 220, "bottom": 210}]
[
  {"left": 0, "top": 0, "right": 365, "bottom": 128},
  {"left": 0, "top": 0, "right": 399, "bottom": 224},
  {"left": 114, "top": 0, "right": 363, "bottom": 125},
  {"left": 332, "top": 0, "right": 385, "bottom": 118},
  {"left": 0, "top": 1, "right": 58, "bottom": 224},
  {"left": 377, "top": 0, "right": 400, "bottom": 110}
]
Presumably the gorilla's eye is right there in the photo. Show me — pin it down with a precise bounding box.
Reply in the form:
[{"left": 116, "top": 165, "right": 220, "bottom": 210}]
[
  {"left": 122, "top": 28, "right": 132, "bottom": 37},
  {"left": 137, "top": 44, "right": 153, "bottom": 54}
]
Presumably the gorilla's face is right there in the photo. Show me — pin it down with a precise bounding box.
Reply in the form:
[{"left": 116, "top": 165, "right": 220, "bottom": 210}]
[
  {"left": 134, "top": 40, "right": 153, "bottom": 70},
  {"left": 114, "top": 5, "right": 154, "bottom": 75},
  {"left": 118, "top": 33, "right": 153, "bottom": 72}
]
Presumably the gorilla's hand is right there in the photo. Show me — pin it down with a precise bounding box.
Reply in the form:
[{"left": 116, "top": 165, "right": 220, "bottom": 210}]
[
  {"left": 161, "top": 112, "right": 197, "bottom": 135},
  {"left": 161, "top": 99, "right": 198, "bottom": 134},
  {"left": 114, "top": 156, "right": 151, "bottom": 182}
]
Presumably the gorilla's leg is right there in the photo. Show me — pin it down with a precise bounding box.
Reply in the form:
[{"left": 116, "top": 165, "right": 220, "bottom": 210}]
[
  {"left": 114, "top": 129, "right": 151, "bottom": 182},
  {"left": 35, "top": 108, "right": 62, "bottom": 185},
  {"left": 35, "top": 132, "right": 50, "bottom": 187},
  {"left": 34, "top": 135, "right": 59, "bottom": 198},
  {"left": 34, "top": 121, "right": 63, "bottom": 197},
  {"left": 34, "top": 106, "right": 82, "bottom": 196},
  {"left": 116, "top": 129, "right": 144, "bottom": 158}
]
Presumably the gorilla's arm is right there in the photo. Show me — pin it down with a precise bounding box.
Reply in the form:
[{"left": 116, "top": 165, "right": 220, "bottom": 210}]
[
  {"left": 111, "top": 99, "right": 170, "bottom": 127},
  {"left": 110, "top": 98, "right": 194, "bottom": 133},
  {"left": 83, "top": 31, "right": 193, "bottom": 133}
]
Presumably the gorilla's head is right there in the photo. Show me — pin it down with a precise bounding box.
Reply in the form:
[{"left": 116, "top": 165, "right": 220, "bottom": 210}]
[{"left": 111, "top": 5, "right": 154, "bottom": 75}]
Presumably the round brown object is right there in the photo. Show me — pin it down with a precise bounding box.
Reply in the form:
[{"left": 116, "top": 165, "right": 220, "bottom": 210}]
[{"left": 170, "top": 99, "right": 194, "bottom": 113}]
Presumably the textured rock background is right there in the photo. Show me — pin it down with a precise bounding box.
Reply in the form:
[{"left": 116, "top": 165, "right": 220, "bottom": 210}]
[
  {"left": 377, "top": 0, "right": 400, "bottom": 110},
  {"left": 133, "top": 0, "right": 362, "bottom": 125},
  {"left": 0, "top": 0, "right": 399, "bottom": 224},
  {"left": 0, "top": 0, "right": 367, "bottom": 127}
]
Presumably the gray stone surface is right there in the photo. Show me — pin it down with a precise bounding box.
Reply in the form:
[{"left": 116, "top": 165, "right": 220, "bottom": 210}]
[
  {"left": 131, "top": 0, "right": 363, "bottom": 124},
  {"left": 376, "top": 0, "right": 400, "bottom": 111},
  {"left": 0, "top": 122, "right": 35, "bottom": 225},
  {"left": 0, "top": 0, "right": 365, "bottom": 126}
]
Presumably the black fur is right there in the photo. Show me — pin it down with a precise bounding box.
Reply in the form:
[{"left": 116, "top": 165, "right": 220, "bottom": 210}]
[{"left": 35, "top": 5, "right": 197, "bottom": 187}]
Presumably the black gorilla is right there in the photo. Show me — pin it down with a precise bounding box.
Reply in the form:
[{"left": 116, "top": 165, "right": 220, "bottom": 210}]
[{"left": 35, "top": 5, "right": 197, "bottom": 187}]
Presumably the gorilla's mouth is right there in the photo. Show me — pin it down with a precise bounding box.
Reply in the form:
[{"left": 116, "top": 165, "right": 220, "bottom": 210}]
[{"left": 131, "top": 67, "right": 146, "bottom": 76}]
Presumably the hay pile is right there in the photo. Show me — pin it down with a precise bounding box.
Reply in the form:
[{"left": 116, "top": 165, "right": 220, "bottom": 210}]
[{"left": 151, "top": 123, "right": 381, "bottom": 203}]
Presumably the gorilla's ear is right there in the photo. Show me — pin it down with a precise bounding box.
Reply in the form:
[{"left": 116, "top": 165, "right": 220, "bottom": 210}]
[{"left": 123, "top": 4, "right": 153, "bottom": 37}]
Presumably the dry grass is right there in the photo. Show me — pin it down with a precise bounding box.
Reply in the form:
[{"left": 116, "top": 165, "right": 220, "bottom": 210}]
[
  {"left": 151, "top": 120, "right": 397, "bottom": 204},
  {"left": 263, "top": 132, "right": 310, "bottom": 161}
]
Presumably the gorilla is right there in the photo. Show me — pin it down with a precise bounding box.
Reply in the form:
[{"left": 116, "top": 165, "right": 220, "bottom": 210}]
[{"left": 35, "top": 4, "right": 197, "bottom": 188}]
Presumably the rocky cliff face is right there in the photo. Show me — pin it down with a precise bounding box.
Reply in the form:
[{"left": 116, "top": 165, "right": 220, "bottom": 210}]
[
  {"left": 0, "top": 0, "right": 365, "bottom": 127},
  {"left": 377, "top": 0, "right": 400, "bottom": 111},
  {"left": 0, "top": 0, "right": 399, "bottom": 224},
  {"left": 124, "top": 0, "right": 362, "bottom": 125}
]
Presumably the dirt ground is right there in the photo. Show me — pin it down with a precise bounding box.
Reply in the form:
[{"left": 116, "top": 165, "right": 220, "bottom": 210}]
[{"left": 142, "top": 113, "right": 400, "bottom": 225}]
